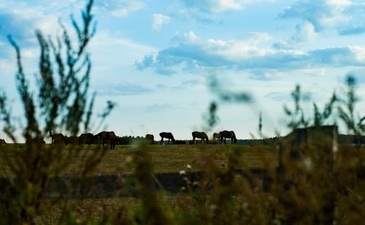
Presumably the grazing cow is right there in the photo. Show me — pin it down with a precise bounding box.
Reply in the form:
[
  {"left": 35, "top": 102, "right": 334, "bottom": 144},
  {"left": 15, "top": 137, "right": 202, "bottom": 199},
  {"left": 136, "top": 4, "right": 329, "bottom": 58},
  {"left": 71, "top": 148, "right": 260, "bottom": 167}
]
[
  {"left": 51, "top": 133, "right": 67, "bottom": 145},
  {"left": 145, "top": 134, "right": 154, "bottom": 145},
  {"left": 0, "top": 139, "right": 6, "bottom": 144},
  {"left": 66, "top": 136, "right": 79, "bottom": 145},
  {"left": 94, "top": 131, "right": 117, "bottom": 149},
  {"left": 79, "top": 133, "right": 94, "bottom": 145},
  {"left": 192, "top": 131, "right": 209, "bottom": 144},
  {"left": 213, "top": 132, "right": 221, "bottom": 144},
  {"left": 26, "top": 137, "right": 46, "bottom": 145},
  {"left": 159, "top": 132, "right": 175, "bottom": 144},
  {"left": 219, "top": 130, "right": 237, "bottom": 144}
]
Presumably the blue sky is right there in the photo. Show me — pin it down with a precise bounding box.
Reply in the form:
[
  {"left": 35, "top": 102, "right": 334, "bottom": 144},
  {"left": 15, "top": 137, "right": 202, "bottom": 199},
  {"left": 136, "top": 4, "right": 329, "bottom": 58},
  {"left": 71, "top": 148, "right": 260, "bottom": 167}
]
[{"left": 2, "top": 0, "right": 365, "bottom": 142}]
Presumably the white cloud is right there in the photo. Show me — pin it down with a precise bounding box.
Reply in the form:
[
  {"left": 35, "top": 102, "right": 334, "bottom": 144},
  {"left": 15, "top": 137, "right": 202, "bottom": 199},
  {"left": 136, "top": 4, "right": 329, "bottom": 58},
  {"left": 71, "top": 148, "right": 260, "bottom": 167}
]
[
  {"left": 293, "top": 21, "right": 316, "bottom": 43},
  {"left": 172, "top": 31, "right": 200, "bottom": 44},
  {"left": 152, "top": 14, "right": 171, "bottom": 31},
  {"left": 205, "top": 33, "right": 274, "bottom": 60},
  {"left": 0, "top": 0, "right": 86, "bottom": 47},
  {"left": 350, "top": 46, "right": 365, "bottom": 62},
  {"left": 136, "top": 29, "right": 365, "bottom": 77},
  {"left": 279, "top": 0, "right": 352, "bottom": 33},
  {"left": 209, "top": 0, "right": 245, "bottom": 12},
  {"left": 184, "top": 31, "right": 200, "bottom": 43},
  {"left": 182, "top": 0, "right": 259, "bottom": 13}
]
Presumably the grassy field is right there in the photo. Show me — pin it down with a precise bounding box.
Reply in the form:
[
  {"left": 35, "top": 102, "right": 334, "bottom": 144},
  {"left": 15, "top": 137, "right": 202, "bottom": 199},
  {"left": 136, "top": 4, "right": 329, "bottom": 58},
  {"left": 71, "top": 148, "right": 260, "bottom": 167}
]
[
  {"left": 0, "top": 143, "right": 279, "bottom": 177},
  {"left": 0, "top": 143, "right": 279, "bottom": 224},
  {"left": 3, "top": 142, "right": 365, "bottom": 224}
]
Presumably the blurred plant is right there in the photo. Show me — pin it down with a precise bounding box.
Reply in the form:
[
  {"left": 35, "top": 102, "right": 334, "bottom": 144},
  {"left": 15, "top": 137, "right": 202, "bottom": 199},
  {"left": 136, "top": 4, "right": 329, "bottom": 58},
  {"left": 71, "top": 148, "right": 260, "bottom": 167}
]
[
  {"left": 203, "top": 101, "right": 220, "bottom": 131},
  {"left": 313, "top": 92, "right": 337, "bottom": 128},
  {"left": 0, "top": 92, "right": 16, "bottom": 142},
  {"left": 283, "top": 84, "right": 338, "bottom": 130},
  {"left": 204, "top": 75, "right": 252, "bottom": 132},
  {"left": 208, "top": 75, "right": 252, "bottom": 106},
  {"left": 283, "top": 85, "right": 310, "bottom": 129},
  {"left": 337, "top": 75, "right": 365, "bottom": 135},
  {"left": 132, "top": 144, "right": 175, "bottom": 225},
  {"left": 0, "top": 0, "right": 115, "bottom": 224}
]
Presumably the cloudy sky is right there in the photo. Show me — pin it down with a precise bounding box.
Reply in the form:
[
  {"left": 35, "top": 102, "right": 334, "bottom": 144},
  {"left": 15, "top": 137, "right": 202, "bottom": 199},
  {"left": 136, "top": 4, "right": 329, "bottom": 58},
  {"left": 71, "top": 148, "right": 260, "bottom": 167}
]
[{"left": 2, "top": 0, "right": 365, "bottom": 142}]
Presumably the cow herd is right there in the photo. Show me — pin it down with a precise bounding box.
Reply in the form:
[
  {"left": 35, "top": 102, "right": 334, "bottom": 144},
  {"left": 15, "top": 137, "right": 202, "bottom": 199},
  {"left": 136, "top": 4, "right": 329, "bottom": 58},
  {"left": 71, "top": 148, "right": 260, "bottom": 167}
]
[
  {"left": 150, "top": 130, "right": 238, "bottom": 145},
  {"left": 0, "top": 131, "right": 118, "bottom": 149},
  {"left": 0, "top": 130, "right": 238, "bottom": 149},
  {"left": 48, "top": 131, "right": 117, "bottom": 149},
  {"left": 50, "top": 129, "right": 238, "bottom": 147},
  {"left": 20, "top": 131, "right": 117, "bottom": 149}
]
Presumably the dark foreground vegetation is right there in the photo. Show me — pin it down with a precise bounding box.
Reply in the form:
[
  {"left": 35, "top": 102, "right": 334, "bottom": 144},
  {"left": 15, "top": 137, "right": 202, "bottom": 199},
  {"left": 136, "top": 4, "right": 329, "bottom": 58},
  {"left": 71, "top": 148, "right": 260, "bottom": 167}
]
[
  {"left": 1, "top": 138, "right": 365, "bottom": 225},
  {"left": 1, "top": 1, "right": 365, "bottom": 224}
]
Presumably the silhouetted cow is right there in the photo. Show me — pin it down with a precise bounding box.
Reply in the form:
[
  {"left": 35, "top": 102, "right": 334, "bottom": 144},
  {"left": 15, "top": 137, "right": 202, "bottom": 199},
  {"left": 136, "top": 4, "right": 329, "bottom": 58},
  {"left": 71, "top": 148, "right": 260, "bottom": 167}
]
[
  {"left": 26, "top": 137, "right": 46, "bottom": 145},
  {"left": 192, "top": 131, "right": 209, "bottom": 144},
  {"left": 160, "top": 132, "right": 175, "bottom": 144},
  {"left": 145, "top": 134, "right": 154, "bottom": 145},
  {"left": 66, "top": 136, "right": 79, "bottom": 145},
  {"left": 213, "top": 132, "right": 222, "bottom": 144},
  {"left": 94, "top": 131, "right": 117, "bottom": 149},
  {"left": 219, "top": 130, "right": 237, "bottom": 144},
  {"left": 51, "top": 133, "right": 67, "bottom": 145},
  {"left": 79, "top": 133, "right": 94, "bottom": 145}
]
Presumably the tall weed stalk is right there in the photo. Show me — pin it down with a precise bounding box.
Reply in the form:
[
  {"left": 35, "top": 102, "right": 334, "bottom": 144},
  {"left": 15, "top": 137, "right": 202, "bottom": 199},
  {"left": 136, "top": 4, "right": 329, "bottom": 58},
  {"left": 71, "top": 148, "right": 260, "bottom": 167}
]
[{"left": 0, "top": 0, "right": 113, "bottom": 224}]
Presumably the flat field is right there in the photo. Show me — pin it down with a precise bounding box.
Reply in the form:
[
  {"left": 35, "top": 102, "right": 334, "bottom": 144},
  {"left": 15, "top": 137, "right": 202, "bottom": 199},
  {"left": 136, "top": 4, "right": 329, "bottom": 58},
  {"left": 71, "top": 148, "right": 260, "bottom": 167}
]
[
  {"left": 0, "top": 143, "right": 279, "bottom": 224},
  {"left": 0, "top": 143, "right": 279, "bottom": 177}
]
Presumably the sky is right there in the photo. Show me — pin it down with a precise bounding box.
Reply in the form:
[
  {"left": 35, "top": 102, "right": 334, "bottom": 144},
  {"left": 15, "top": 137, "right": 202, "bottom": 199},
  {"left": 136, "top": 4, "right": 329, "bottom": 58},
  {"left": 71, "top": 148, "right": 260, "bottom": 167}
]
[{"left": 2, "top": 0, "right": 365, "bottom": 142}]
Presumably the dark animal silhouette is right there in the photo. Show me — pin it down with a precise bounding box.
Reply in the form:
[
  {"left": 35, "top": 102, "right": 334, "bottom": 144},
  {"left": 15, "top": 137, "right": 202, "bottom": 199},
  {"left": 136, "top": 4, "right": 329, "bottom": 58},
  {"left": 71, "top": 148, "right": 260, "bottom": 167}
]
[
  {"left": 79, "top": 133, "right": 94, "bottom": 145},
  {"left": 159, "top": 132, "right": 175, "bottom": 144},
  {"left": 66, "top": 136, "right": 79, "bottom": 145},
  {"left": 114, "top": 136, "right": 123, "bottom": 145},
  {"left": 0, "top": 139, "right": 6, "bottom": 144},
  {"left": 213, "top": 132, "right": 221, "bottom": 144},
  {"left": 51, "top": 133, "right": 67, "bottom": 145},
  {"left": 219, "top": 130, "right": 237, "bottom": 144},
  {"left": 145, "top": 134, "right": 154, "bottom": 144},
  {"left": 94, "top": 131, "right": 117, "bottom": 149},
  {"left": 192, "top": 131, "right": 209, "bottom": 144},
  {"left": 26, "top": 137, "right": 45, "bottom": 144}
]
